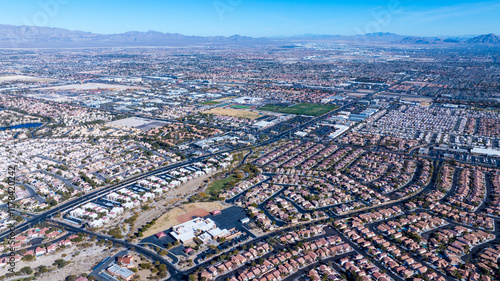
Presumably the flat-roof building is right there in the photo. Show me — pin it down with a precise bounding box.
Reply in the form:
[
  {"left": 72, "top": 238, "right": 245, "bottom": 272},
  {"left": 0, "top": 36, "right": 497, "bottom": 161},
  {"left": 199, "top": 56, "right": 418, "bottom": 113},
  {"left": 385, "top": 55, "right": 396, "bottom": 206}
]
[
  {"left": 107, "top": 264, "right": 135, "bottom": 281},
  {"left": 170, "top": 217, "right": 217, "bottom": 244}
]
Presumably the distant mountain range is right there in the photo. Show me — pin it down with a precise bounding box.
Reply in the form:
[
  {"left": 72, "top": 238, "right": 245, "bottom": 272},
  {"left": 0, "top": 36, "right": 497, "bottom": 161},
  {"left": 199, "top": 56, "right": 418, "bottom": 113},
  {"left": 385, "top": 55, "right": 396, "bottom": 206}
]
[
  {"left": 367, "top": 32, "right": 500, "bottom": 45},
  {"left": 466, "top": 33, "right": 500, "bottom": 44},
  {"left": 0, "top": 24, "right": 267, "bottom": 48},
  {"left": 0, "top": 25, "right": 498, "bottom": 48}
]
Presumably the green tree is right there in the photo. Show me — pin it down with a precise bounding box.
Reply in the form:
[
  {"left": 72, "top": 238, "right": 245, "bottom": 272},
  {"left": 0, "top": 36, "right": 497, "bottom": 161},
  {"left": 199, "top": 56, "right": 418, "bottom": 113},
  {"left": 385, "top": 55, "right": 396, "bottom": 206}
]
[
  {"left": 19, "top": 266, "right": 33, "bottom": 275},
  {"left": 54, "top": 259, "right": 69, "bottom": 268}
]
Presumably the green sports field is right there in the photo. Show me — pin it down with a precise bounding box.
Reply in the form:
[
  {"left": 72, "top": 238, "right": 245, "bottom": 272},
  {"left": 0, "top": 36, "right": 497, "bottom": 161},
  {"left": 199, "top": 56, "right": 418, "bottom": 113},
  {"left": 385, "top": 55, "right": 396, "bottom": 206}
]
[
  {"left": 201, "top": 101, "right": 221, "bottom": 105},
  {"left": 258, "top": 103, "right": 338, "bottom": 116},
  {"left": 231, "top": 105, "right": 252, "bottom": 109}
]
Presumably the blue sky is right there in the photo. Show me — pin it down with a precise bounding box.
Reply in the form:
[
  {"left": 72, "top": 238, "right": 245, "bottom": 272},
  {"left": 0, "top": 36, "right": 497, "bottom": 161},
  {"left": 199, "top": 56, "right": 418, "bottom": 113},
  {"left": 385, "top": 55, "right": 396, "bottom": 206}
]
[{"left": 0, "top": 0, "right": 498, "bottom": 37}]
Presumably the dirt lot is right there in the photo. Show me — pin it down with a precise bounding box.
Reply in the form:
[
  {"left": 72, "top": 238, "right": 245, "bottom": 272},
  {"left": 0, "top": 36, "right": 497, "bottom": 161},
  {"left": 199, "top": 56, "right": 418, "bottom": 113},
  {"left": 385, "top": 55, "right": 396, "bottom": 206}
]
[
  {"left": 0, "top": 245, "right": 120, "bottom": 281},
  {"left": 0, "top": 75, "right": 56, "bottom": 82},
  {"left": 170, "top": 171, "right": 215, "bottom": 197},
  {"left": 35, "top": 83, "right": 144, "bottom": 91},
  {"left": 176, "top": 208, "right": 210, "bottom": 223},
  {"left": 203, "top": 107, "right": 260, "bottom": 119},
  {"left": 375, "top": 91, "right": 433, "bottom": 102},
  {"left": 137, "top": 268, "right": 156, "bottom": 280},
  {"left": 142, "top": 202, "right": 225, "bottom": 237},
  {"left": 213, "top": 97, "right": 236, "bottom": 102}
]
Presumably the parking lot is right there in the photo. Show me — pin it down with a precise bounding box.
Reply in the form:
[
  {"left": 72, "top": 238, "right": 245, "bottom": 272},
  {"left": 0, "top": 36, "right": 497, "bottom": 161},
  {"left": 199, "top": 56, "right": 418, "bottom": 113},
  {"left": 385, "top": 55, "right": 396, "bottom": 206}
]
[{"left": 141, "top": 231, "right": 177, "bottom": 249}]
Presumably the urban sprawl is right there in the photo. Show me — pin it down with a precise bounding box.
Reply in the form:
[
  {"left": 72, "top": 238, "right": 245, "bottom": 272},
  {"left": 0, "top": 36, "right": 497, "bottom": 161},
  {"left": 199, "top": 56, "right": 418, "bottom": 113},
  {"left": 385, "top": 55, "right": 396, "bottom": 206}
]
[{"left": 0, "top": 43, "right": 499, "bottom": 281}]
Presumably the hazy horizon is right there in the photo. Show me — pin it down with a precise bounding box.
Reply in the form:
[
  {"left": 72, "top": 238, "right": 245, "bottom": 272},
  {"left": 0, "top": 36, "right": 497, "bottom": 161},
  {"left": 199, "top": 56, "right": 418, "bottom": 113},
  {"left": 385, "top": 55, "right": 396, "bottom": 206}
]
[{"left": 0, "top": 23, "right": 495, "bottom": 39}]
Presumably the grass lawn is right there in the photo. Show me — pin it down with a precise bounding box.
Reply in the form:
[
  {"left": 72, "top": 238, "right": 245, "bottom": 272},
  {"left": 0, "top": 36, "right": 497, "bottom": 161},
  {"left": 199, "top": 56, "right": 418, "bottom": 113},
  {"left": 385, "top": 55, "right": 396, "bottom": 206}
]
[
  {"left": 201, "top": 101, "right": 221, "bottom": 105},
  {"left": 231, "top": 105, "right": 251, "bottom": 109},
  {"left": 207, "top": 174, "right": 237, "bottom": 193},
  {"left": 258, "top": 103, "right": 338, "bottom": 116}
]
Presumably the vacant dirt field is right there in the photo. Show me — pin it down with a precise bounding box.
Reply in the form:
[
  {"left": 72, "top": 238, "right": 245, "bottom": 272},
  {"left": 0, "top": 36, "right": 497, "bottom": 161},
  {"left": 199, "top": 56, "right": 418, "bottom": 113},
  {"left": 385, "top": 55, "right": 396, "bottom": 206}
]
[
  {"left": 0, "top": 75, "right": 56, "bottom": 82},
  {"left": 170, "top": 171, "right": 214, "bottom": 197},
  {"left": 35, "top": 83, "right": 144, "bottom": 91},
  {"left": 176, "top": 208, "right": 210, "bottom": 223},
  {"left": 375, "top": 91, "right": 433, "bottom": 102},
  {"left": 203, "top": 107, "right": 260, "bottom": 119},
  {"left": 0, "top": 245, "right": 120, "bottom": 281},
  {"left": 213, "top": 97, "right": 236, "bottom": 102},
  {"left": 142, "top": 202, "right": 224, "bottom": 237}
]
